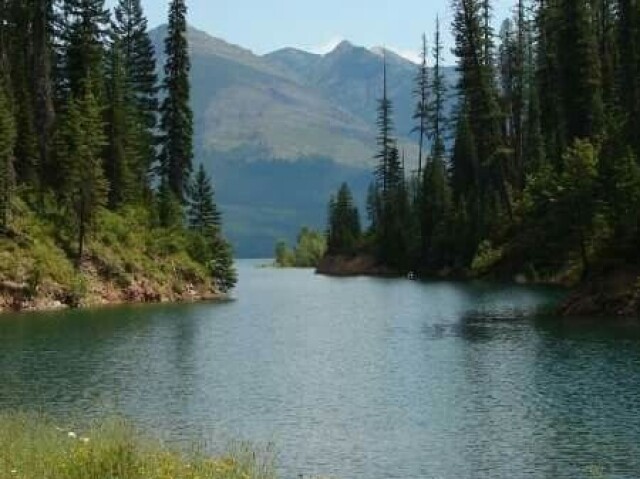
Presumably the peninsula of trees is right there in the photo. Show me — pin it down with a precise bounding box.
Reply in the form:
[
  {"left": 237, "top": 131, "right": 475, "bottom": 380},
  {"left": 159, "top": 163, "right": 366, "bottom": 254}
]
[
  {"left": 321, "top": 0, "right": 640, "bottom": 316},
  {"left": 0, "top": 0, "right": 236, "bottom": 312}
]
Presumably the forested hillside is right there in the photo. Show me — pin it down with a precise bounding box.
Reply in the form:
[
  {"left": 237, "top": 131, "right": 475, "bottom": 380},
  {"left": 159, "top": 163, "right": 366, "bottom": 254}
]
[
  {"left": 324, "top": 1, "right": 640, "bottom": 315},
  {"left": 0, "top": 0, "right": 236, "bottom": 312},
  {"left": 147, "top": 27, "right": 454, "bottom": 256}
]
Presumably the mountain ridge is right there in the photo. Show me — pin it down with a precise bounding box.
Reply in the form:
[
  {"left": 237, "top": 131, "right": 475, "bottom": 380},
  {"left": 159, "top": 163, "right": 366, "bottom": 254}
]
[{"left": 149, "top": 25, "right": 456, "bottom": 256}]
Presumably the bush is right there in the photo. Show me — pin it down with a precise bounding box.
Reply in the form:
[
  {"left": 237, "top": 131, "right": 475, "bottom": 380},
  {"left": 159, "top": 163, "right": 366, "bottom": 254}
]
[
  {"left": 471, "top": 240, "right": 504, "bottom": 275},
  {"left": 274, "top": 228, "right": 327, "bottom": 268}
]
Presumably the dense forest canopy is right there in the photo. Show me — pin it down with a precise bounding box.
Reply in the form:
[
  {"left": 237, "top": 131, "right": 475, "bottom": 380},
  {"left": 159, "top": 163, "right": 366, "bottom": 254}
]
[
  {"left": 328, "top": 0, "right": 640, "bottom": 285},
  {"left": 0, "top": 0, "right": 236, "bottom": 305}
]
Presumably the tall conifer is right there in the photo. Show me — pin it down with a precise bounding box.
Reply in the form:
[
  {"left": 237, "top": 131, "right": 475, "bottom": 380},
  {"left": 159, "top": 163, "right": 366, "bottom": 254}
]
[{"left": 159, "top": 0, "right": 193, "bottom": 203}]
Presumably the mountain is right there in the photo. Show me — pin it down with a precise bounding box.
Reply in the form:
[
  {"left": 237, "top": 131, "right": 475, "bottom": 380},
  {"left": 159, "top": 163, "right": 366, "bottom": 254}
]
[
  {"left": 150, "top": 26, "right": 456, "bottom": 257},
  {"left": 266, "top": 41, "right": 415, "bottom": 141}
]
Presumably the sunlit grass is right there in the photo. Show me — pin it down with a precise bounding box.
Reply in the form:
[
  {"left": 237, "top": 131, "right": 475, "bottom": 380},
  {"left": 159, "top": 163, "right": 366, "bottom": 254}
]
[{"left": 0, "top": 412, "right": 276, "bottom": 479}]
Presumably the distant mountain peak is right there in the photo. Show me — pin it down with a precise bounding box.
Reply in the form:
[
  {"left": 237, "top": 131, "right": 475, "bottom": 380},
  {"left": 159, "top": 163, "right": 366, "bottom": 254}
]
[{"left": 331, "top": 40, "right": 355, "bottom": 53}]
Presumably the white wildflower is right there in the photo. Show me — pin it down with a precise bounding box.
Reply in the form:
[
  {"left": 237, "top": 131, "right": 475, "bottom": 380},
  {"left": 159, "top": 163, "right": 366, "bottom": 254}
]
[{"left": 68, "top": 431, "right": 77, "bottom": 439}]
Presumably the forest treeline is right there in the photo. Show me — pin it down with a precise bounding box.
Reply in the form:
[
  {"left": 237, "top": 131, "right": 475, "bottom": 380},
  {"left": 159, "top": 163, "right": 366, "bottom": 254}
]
[
  {"left": 0, "top": 0, "right": 235, "bottom": 307},
  {"left": 327, "top": 0, "right": 640, "bottom": 284}
]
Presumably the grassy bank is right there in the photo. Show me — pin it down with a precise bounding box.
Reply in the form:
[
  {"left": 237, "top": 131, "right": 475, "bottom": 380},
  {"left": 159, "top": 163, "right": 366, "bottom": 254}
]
[
  {"left": 0, "top": 413, "right": 275, "bottom": 479},
  {"left": 0, "top": 199, "right": 235, "bottom": 313}
]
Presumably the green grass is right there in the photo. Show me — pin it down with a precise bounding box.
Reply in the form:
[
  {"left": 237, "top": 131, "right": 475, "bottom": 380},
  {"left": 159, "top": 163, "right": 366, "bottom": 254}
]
[
  {"left": 0, "top": 412, "right": 276, "bottom": 479},
  {"left": 0, "top": 198, "right": 77, "bottom": 291},
  {"left": 0, "top": 198, "right": 218, "bottom": 308}
]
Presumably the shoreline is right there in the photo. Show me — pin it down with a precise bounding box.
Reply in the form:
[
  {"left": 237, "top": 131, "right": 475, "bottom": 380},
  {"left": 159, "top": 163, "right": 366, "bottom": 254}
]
[
  {"left": 0, "top": 280, "right": 227, "bottom": 315},
  {"left": 315, "top": 254, "right": 400, "bottom": 277},
  {"left": 316, "top": 254, "right": 640, "bottom": 318}
]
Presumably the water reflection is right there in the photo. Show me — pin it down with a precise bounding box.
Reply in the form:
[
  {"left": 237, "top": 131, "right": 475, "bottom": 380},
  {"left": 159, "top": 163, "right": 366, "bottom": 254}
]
[{"left": 1, "top": 262, "right": 640, "bottom": 478}]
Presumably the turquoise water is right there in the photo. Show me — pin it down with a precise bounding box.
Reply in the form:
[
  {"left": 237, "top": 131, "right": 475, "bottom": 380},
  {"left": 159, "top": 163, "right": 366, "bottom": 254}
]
[{"left": 2, "top": 260, "right": 640, "bottom": 478}]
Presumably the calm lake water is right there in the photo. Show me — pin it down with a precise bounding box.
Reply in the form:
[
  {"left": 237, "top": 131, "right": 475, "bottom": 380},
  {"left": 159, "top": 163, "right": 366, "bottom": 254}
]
[{"left": 2, "top": 259, "right": 640, "bottom": 478}]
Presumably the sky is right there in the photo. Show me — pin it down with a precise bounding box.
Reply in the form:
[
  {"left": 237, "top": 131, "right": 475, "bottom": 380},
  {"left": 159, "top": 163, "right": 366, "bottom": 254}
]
[{"left": 107, "top": 0, "right": 515, "bottom": 65}]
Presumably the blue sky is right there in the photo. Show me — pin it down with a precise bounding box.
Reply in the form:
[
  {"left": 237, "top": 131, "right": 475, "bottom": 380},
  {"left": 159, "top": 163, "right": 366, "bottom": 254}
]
[{"left": 107, "top": 0, "right": 515, "bottom": 64}]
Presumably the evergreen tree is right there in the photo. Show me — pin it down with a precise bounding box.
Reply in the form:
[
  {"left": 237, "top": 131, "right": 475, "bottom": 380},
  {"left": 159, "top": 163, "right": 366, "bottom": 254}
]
[
  {"left": 156, "top": 176, "right": 183, "bottom": 228},
  {"left": 57, "top": 80, "right": 108, "bottom": 264},
  {"left": 617, "top": 0, "right": 640, "bottom": 156},
  {"left": 558, "top": 0, "right": 603, "bottom": 143},
  {"left": 453, "top": 0, "right": 512, "bottom": 262},
  {"left": 326, "top": 183, "right": 361, "bottom": 255},
  {"left": 32, "top": 0, "right": 56, "bottom": 192},
  {"left": 523, "top": 13, "right": 544, "bottom": 173},
  {"left": 6, "top": 1, "right": 40, "bottom": 187},
  {"left": 0, "top": 82, "right": 16, "bottom": 230},
  {"left": 412, "top": 34, "right": 430, "bottom": 177},
  {"left": 558, "top": 140, "right": 599, "bottom": 273},
  {"left": 188, "top": 164, "right": 221, "bottom": 233},
  {"left": 536, "top": 0, "right": 566, "bottom": 167},
  {"left": 428, "top": 16, "right": 447, "bottom": 161},
  {"left": 421, "top": 153, "right": 452, "bottom": 270},
  {"left": 374, "top": 57, "right": 396, "bottom": 199},
  {"left": 371, "top": 57, "right": 409, "bottom": 267},
  {"left": 498, "top": 5, "right": 526, "bottom": 189},
  {"left": 63, "top": 0, "right": 110, "bottom": 97},
  {"left": 105, "top": 40, "right": 137, "bottom": 208},
  {"left": 209, "top": 234, "right": 237, "bottom": 293},
  {"left": 0, "top": 0, "right": 238, "bottom": 295},
  {"left": 366, "top": 181, "right": 381, "bottom": 234},
  {"left": 159, "top": 0, "right": 193, "bottom": 203},
  {"left": 594, "top": 0, "right": 616, "bottom": 109},
  {"left": 450, "top": 107, "right": 482, "bottom": 264},
  {"left": 185, "top": 164, "right": 236, "bottom": 293},
  {"left": 111, "top": 0, "right": 158, "bottom": 193}
]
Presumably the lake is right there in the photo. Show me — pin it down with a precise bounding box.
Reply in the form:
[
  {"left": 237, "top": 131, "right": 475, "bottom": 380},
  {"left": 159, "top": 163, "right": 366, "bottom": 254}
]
[{"left": 2, "top": 259, "right": 640, "bottom": 478}]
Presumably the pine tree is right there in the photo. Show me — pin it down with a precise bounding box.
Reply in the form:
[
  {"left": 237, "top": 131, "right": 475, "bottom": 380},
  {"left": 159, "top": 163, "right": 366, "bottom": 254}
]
[
  {"left": 185, "top": 163, "right": 235, "bottom": 293},
  {"left": 5, "top": 1, "right": 40, "bottom": 188},
  {"left": 63, "top": 0, "right": 110, "bottom": 97},
  {"left": 594, "top": 0, "right": 616, "bottom": 109},
  {"left": 374, "top": 57, "right": 396, "bottom": 199},
  {"left": 558, "top": 0, "right": 603, "bottom": 143},
  {"left": 366, "top": 182, "right": 381, "bottom": 234},
  {"left": 188, "top": 164, "right": 221, "bottom": 233},
  {"left": 421, "top": 152, "right": 452, "bottom": 270},
  {"left": 523, "top": 10, "right": 544, "bottom": 173},
  {"left": 412, "top": 34, "right": 430, "bottom": 177},
  {"left": 452, "top": 0, "right": 513, "bottom": 257},
  {"left": 536, "top": 0, "right": 566, "bottom": 167},
  {"left": 111, "top": 0, "right": 158, "bottom": 193},
  {"left": 371, "top": 56, "right": 409, "bottom": 267},
  {"left": 428, "top": 16, "right": 447, "bottom": 161},
  {"left": 617, "top": 0, "right": 640, "bottom": 156},
  {"left": 209, "top": 234, "right": 237, "bottom": 293},
  {"left": 57, "top": 80, "right": 108, "bottom": 263},
  {"left": 498, "top": 1, "right": 526, "bottom": 189},
  {"left": 159, "top": 0, "right": 193, "bottom": 203},
  {"left": 0, "top": 82, "right": 16, "bottom": 230},
  {"left": 326, "top": 182, "right": 361, "bottom": 255},
  {"left": 156, "top": 176, "right": 183, "bottom": 228},
  {"left": 450, "top": 107, "right": 482, "bottom": 263},
  {"left": 105, "top": 40, "right": 137, "bottom": 208},
  {"left": 32, "top": 0, "right": 56, "bottom": 192}
]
